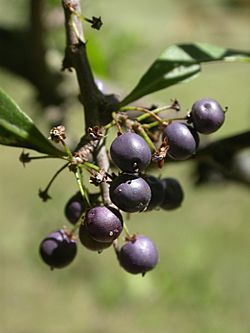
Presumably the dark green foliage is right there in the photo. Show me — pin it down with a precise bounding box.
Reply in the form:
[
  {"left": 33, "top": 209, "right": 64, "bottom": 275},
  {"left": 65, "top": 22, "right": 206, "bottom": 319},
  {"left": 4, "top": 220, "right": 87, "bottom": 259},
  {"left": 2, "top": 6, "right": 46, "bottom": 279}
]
[
  {"left": 0, "top": 89, "right": 64, "bottom": 156},
  {"left": 120, "top": 43, "right": 250, "bottom": 106}
]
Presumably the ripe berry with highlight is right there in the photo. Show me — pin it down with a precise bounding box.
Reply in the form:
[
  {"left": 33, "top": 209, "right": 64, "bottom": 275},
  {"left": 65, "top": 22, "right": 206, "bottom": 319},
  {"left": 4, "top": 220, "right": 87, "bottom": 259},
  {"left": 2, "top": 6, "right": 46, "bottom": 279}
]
[
  {"left": 162, "top": 122, "right": 199, "bottom": 160},
  {"left": 79, "top": 223, "right": 113, "bottom": 252},
  {"left": 191, "top": 98, "right": 225, "bottom": 134},
  {"left": 110, "top": 132, "right": 151, "bottom": 172},
  {"left": 109, "top": 173, "right": 151, "bottom": 212},
  {"left": 84, "top": 206, "right": 123, "bottom": 243}
]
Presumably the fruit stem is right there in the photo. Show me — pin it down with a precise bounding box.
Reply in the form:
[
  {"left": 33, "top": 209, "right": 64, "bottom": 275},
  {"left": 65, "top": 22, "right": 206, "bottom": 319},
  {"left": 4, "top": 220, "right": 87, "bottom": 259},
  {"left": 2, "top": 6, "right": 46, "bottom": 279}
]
[
  {"left": 70, "top": 213, "right": 86, "bottom": 235},
  {"left": 19, "top": 152, "right": 67, "bottom": 166},
  {"left": 133, "top": 123, "right": 156, "bottom": 152},
  {"left": 61, "top": 140, "right": 74, "bottom": 160},
  {"left": 136, "top": 104, "right": 176, "bottom": 122},
  {"left": 145, "top": 115, "right": 189, "bottom": 129},
  {"left": 81, "top": 161, "right": 100, "bottom": 172},
  {"left": 74, "top": 167, "right": 91, "bottom": 207},
  {"left": 32, "top": 155, "right": 67, "bottom": 160},
  {"left": 123, "top": 221, "right": 131, "bottom": 238},
  {"left": 39, "top": 162, "right": 69, "bottom": 201},
  {"left": 112, "top": 239, "right": 120, "bottom": 259},
  {"left": 119, "top": 106, "right": 163, "bottom": 123},
  {"left": 104, "top": 119, "right": 116, "bottom": 131},
  {"left": 162, "top": 115, "right": 189, "bottom": 124}
]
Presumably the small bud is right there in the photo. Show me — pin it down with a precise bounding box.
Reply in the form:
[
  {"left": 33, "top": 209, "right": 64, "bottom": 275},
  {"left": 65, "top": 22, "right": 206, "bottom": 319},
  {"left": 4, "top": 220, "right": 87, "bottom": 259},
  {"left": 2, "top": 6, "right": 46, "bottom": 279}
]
[
  {"left": 39, "top": 189, "right": 51, "bottom": 202},
  {"left": 49, "top": 125, "right": 66, "bottom": 143},
  {"left": 171, "top": 99, "right": 181, "bottom": 112},
  {"left": 19, "top": 151, "right": 31, "bottom": 166},
  {"left": 90, "top": 169, "right": 107, "bottom": 186},
  {"left": 88, "top": 126, "right": 104, "bottom": 140},
  {"left": 90, "top": 16, "right": 103, "bottom": 30}
]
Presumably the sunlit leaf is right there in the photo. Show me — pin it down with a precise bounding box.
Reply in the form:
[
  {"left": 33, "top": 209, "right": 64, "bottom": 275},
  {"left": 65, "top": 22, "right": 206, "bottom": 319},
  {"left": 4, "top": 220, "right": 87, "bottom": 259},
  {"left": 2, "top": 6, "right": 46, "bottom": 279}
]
[{"left": 120, "top": 42, "right": 250, "bottom": 106}]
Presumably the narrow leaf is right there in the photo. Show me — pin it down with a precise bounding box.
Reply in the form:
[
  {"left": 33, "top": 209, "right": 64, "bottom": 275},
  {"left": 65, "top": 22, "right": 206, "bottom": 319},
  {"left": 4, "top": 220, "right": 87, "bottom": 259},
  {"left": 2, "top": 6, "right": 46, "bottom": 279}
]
[
  {"left": 120, "top": 42, "right": 250, "bottom": 106},
  {"left": 0, "top": 88, "right": 65, "bottom": 156}
]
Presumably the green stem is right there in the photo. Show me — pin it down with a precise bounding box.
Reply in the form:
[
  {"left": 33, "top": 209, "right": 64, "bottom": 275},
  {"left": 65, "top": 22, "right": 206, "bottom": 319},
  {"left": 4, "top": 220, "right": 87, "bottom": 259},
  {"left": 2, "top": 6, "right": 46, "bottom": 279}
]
[
  {"left": 112, "top": 239, "right": 120, "bottom": 257},
  {"left": 70, "top": 212, "right": 85, "bottom": 235},
  {"left": 162, "top": 116, "right": 188, "bottom": 123},
  {"left": 68, "top": 6, "right": 93, "bottom": 28},
  {"left": 119, "top": 106, "right": 162, "bottom": 123},
  {"left": 144, "top": 121, "right": 159, "bottom": 129},
  {"left": 136, "top": 105, "right": 175, "bottom": 122},
  {"left": 82, "top": 161, "right": 100, "bottom": 171},
  {"left": 61, "top": 140, "right": 74, "bottom": 160},
  {"left": 40, "top": 162, "right": 69, "bottom": 197},
  {"left": 133, "top": 124, "right": 156, "bottom": 152},
  {"left": 70, "top": 168, "right": 90, "bottom": 235},
  {"left": 20, "top": 153, "right": 68, "bottom": 165},
  {"left": 30, "top": 155, "right": 67, "bottom": 160},
  {"left": 74, "top": 167, "right": 90, "bottom": 206},
  {"left": 144, "top": 115, "right": 189, "bottom": 130},
  {"left": 104, "top": 119, "right": 116, "bottom": 131},
  {"left": 123, "top": 221, "right": 131, "bottom": 238},
  {"left": 71, "top": 19, "right": 83, "bottom": 42}
]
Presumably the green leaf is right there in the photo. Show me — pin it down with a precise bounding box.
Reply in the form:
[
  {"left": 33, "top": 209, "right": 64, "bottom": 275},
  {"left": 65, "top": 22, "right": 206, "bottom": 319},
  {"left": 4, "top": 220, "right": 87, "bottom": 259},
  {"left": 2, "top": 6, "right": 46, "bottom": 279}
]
[
  {"left": 0, "top": 88, "right": 65, "bottom": 156},
  {"left": 120, "top": 42, "right": 250, "bottom": 106}
]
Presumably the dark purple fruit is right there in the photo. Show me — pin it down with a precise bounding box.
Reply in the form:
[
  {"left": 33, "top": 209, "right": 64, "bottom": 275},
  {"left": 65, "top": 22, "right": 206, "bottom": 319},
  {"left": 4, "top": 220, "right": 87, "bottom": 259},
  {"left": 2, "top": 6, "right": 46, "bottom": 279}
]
[
  {"left": 79, "top": 223, "right": 113, "bottom": 252},
  {"left": 39, "top": 229, "right": 77, "bottom": 269},
  {"left": 110, "top": 132, "right": 151, "bottom": 172},
  {"left": 118, "top": 235, "right": 159, "bottom": 275},
  {"left": 144, "top": 175, "right": 165, "bottom": 210},
  {"left": 109, "top": 173, "right": 151, "bottom": 212},
  {"left": 162, "top": 122, "right": 199, "bottom": 160},
  {"left": 64, "top": 192, "right": 86, "bottom": 225},
  {"left": 191, "top": 98, "right": 225, "bottom": 134},
  {"left": 84, "top": 206, "right": 123, "bottom": 243},
  {"left": 160, "top": 177, "right": 184, "bottom": 210}
]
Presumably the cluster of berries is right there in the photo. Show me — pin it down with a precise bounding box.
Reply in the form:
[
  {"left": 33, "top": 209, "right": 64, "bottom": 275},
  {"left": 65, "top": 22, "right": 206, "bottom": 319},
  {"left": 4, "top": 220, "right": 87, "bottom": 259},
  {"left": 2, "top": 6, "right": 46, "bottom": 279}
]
[{"left": 39, "top": 98, "right": 225, "bottom": 275}]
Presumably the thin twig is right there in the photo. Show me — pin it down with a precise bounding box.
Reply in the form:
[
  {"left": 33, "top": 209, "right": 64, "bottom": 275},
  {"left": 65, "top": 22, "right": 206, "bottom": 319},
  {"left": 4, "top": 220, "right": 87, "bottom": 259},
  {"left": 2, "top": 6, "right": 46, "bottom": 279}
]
[{"left": 62, "top": 0, "right": 105, "bottom": 128}]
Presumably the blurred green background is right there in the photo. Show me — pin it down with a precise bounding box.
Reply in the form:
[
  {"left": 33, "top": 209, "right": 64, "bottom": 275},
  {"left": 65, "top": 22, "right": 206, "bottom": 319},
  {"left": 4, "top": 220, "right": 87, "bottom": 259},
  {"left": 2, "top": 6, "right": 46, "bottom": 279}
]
[{"left": 0, "top": 0, "right": 250, "bottom": 332}]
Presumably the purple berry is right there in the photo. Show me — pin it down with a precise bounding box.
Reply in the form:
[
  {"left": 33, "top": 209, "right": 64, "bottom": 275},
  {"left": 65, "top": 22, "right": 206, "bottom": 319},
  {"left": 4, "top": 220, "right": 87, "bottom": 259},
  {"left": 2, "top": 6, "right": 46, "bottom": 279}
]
[
  {"left": 160, "top": 177, "right": 184, "bottom": 210},
  {"left": 79, "top": 223, "right": 113, "bottom": 252},
  {"left": 64, "top": 192, "right": 86, "bottom": 225},
  {"left": 162, "top": 122, "right": 199, "bottom": 160},
  {"left": 191, "top": 98, "right": 225, "bottom": 134},
  {"left": 118, "top": 235, "right": 159, "bottom": 275},
  {"left": 110, "top": 132, "right": 151, "bottom": 172},
  {"left": 39, "top": 229, "right": 77, "bottom": 269},
  {"left": 109, "top": 173, "right": 151, "bottom": 212},
  {"left": 84, "top": 206, "right": 123, "bottom": 243},
  {"left": 144, "top": 175, "right": 165, "bottom": 210}
]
